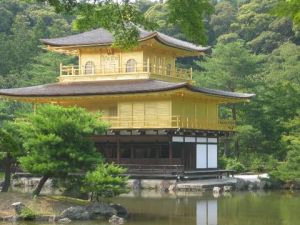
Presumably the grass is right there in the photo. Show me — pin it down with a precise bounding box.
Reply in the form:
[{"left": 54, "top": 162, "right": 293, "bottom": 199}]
[{"left": 43, "top": 195, "right": 89, "bottom": 205}]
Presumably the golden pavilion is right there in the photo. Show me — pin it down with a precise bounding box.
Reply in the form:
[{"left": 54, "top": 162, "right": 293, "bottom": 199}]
[{"left": 0, "top": 28, "right": 254, "bottom": 176}]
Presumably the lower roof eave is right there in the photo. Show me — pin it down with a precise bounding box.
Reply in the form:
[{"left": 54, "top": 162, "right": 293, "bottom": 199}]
[{"left": 0, "top": 79, "right": 255, "bottom": 101}]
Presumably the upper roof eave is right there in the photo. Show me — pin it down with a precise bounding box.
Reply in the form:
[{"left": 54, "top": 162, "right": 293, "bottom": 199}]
[{"left": 40, "top": 28, "right": 210, "bottom": 53}]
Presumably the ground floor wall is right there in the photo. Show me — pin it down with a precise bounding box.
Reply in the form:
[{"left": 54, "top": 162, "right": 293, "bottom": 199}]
[{"left": 93, "top": 133, "right": 219, "bottom": 171}]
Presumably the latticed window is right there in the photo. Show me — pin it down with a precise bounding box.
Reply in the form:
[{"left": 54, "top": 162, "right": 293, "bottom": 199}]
[
  {"left": 84, "top": 61, "right": 95, "bottom": 74},
  {"left": 126, "top": 59, "right": 137, "bottom": 72}
]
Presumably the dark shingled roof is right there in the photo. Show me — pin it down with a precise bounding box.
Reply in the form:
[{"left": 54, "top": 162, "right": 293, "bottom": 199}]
[
  {"left": 41, "top": 28, "right": 210, "bottom": 52},
  {"left": 0, "top": 79, "right": 255, "bottom": 99}
]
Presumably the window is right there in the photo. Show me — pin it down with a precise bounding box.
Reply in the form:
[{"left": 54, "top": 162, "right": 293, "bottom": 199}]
[
  {"left": 84, "top": 61, "right": 95, "bottom": 74},
  {"left": 126, "top": 59, "right": 137, "bottom": 72}
]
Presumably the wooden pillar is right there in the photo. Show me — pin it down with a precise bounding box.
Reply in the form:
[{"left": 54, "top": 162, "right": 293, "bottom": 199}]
[
  {"left": 169, "top": 141, "right": 173, "bottom": 164},
  {"left": 130, "top": 144, "right": 134, "bottom": 160},
  {"left": 117, "top": 138, "right": 120, "bottom": 164},
  {"left": 156, "top": 144, "right": 160, "bottom": 159}
]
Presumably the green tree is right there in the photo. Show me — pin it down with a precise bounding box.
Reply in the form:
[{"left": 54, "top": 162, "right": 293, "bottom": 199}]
[
  {"left": 209, "top": 1, "right": 237, "bottom": 41},
  {"left": 17, "top": 104, "right": 107, "bottom": 196},
  {"left": 270, "top": 113, "right": 300, "bottom": 183},
  {"left": 30, "top": 0, "right": 214, "bottom": 47},
  {"left": 240, "top": 43, "right": 300, "bottom": 159},
  {"left": 82, "top": 163, "right": 129, "bottom": 201},
  {"left": 272, "top": 0, "right": 300, "bottom": 26},
  {"left": 0, "top": 122, "right": 23, "bottom": 192},
  {"left": 194, "top": 41, "right": 263, "bottom": 157},
  {"left": 209, "top": 0, "right": 299, "bottom": 53},
  {"left": 195, "top": 41, "right": 263, "bottom": 94},
  {"left": 0, "top": 0, "right": 73, "bottom": 88},
  {"left": 145, "top": 3, "right": 184, "bottom": 39}
]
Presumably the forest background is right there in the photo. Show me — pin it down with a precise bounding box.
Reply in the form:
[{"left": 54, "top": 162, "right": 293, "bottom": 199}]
[{"left": 0, "top": 0, "right": 299, "bottom": 180}]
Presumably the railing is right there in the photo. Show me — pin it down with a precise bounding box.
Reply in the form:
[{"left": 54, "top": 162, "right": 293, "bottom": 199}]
[
  {"left": 59, "top": 62, "right": 192, "bottom": 82},
  {"left": 101, "top": 115, "right": 236, "bottom": 131},
  {"left": 119, "top": 164, "right": 184, "bottom": 175}
]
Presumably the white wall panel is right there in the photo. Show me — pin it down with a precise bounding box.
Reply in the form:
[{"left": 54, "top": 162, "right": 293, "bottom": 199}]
[
  {"left": 207, "top": 144, "right": 218, "bottom": 168},
  {"left": 196, "top": 144, "right": 207, "bottom": 169}
]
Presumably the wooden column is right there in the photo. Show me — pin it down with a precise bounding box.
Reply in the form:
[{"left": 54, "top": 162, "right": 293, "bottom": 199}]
[
  {"left": 117, "top": 138, "right": 120, "bottom": 164},
  {"left": 130, "top": 144, "right": 134, "bottom": 159},
  {"left": 169, "top": 141, "right": 173, "bottom": 164}
]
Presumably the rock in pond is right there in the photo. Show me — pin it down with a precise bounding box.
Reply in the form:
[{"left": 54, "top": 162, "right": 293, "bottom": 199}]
[
  {"left": 110, "top": 204, "right": 128, "bottom": 218},
  {"left": 109, "top": 215, "right": 125, "bottom": 225},
  {"left": 60, "top": 202, "right": 118, "bottom": 220},
  {"left": 57, "top": 218, "right": 72, "bottom": 224},
  {"left": 86, "top": 203, "right": 116, "bottom": 219},
  {"left": 60, "top": 206, "right": 91, "bottom": 220}
]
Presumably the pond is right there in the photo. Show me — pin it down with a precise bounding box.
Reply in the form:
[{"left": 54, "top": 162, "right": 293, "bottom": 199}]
[{"left": 0, "top": 190, "right": 300, "bottom": 225}]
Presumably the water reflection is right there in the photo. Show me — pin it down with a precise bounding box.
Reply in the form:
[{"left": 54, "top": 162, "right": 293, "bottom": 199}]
[
  {"left": 1, "top": 190, "right": 300, "bottom": 225},
  {"left": 197, "top": 200, "right": 217, "bottom": 225}
]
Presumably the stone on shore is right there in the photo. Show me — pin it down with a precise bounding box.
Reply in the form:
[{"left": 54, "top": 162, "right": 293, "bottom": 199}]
[
  {"left": 213, "top": 187, "right": 222, "bottom": 194},
  {"left": 223, "top": 186, "right": 233, "bottom": 192},
  {"left": 11, "top": 202, "right": 26, "bottom": 215}
]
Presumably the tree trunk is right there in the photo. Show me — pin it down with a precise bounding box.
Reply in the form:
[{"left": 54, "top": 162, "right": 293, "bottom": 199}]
[
  {"left": 33, "top": 175, "right": 49, "bottom": 196},
  {"left": 1, "top": 154, "right": 13, "bottom": 192}
]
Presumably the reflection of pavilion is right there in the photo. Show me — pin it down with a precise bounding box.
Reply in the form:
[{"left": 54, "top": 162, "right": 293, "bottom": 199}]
[{"left": 197, "top": 200, "right": 218, "bottom": 225}]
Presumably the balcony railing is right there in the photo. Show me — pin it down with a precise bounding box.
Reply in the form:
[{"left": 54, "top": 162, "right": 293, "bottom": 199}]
[
  {"left": 59, "top": 62, "right": 193, "bottom": 82},
  {"left": 101, "top": 115, "right": 236, "bottom": 131}
]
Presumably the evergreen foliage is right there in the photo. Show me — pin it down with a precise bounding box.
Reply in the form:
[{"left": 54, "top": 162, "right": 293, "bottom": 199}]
[
  {"left": 82, "top": 163, "right": 129, "bottom": 201},
  {"left": 16, "top": 104, "right": 107, "bottom": 195},
  {"left": 272, "top": 0, "right": 300, "bottom": 26},
  {"left": 0, "top": 122, "right": 23, "bottom": 192},
  {"left": 30, "top": 0, "right": 214, "bottom": 47}
]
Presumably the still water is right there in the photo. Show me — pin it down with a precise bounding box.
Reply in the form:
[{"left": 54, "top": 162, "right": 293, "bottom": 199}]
[{"left": 1, "top": 191, "right": 300, "bottom": 225}]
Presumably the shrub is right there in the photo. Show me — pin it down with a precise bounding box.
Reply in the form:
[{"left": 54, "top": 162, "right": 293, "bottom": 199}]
[
  {"left": 240, "top": 153, "right": 279, "bottom": 173},
  {"left": 219, "top": 156, "right": 246, "bottom": 173},
  {"left": 82, "top": 163, "right": 129, "bottom": 201},
  {"left": 20, "top": 207, "right": 35, "bottom": 220}
]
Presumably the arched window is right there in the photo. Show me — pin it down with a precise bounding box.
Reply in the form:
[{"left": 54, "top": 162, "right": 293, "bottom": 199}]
[
  {"left": 126, "top": 59, "right": 137, "bottom": 72},
  {"left": 84, "top": 61, "right": 95, "bottom": 75}
]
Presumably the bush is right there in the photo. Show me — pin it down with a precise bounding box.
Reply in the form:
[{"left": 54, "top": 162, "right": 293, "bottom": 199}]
[
  {"left": 226, "top": 158, "right": 246, "bottom": 173},
  {"left": 219, "top": 156, "right": 246, "bottom": 173},
  {"left": 20, "top": 207, "right": 35, "bottom": 220},
  {"left": 82, "top": 163, "right": 129, "bottom": 201},
  {"left": 240, "top": 153, "right": 279, "bottom": 173}
]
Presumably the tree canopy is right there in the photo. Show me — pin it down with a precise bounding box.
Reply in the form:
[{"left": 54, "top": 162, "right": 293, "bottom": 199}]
[
  {"left": 29, "top": 0, "right": 214, "bottom": 47},
  {"left": 17, "top": 104, "right": 107, "bottom": 195}
]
